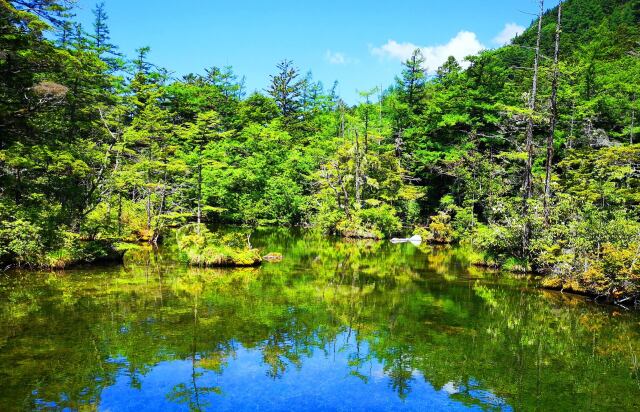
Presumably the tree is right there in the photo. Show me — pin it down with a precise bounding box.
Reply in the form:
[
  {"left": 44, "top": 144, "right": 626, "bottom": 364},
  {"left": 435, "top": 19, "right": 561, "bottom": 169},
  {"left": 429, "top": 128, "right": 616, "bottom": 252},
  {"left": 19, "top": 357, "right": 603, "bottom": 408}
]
[
  {"left": 179, "top": 111, "right": 227, "bottom": 234},
  {"left": 397, "top": 49, "right": 426, "bottom": 115},
  {"left": 267, "top": 59, "right": 303, "bottom": 125},
  {"left": 522, "top": 0, "right": 544, "bottom": 254},
  {"left": 436, "top": 56, "right": 462, "bottom": 82},
  {"left": 89, "top": 1, "right": 121, "bottom": 71},
  {"left": 544, "top": 2, "right": 562, "bottom": 225}
]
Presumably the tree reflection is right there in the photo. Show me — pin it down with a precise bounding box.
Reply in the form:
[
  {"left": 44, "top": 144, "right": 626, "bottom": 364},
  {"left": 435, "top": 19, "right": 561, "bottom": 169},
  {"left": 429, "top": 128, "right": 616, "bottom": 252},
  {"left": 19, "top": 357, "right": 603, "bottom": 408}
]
[{"left": 0, "top": 229, "right": 638, "bottom": 410}]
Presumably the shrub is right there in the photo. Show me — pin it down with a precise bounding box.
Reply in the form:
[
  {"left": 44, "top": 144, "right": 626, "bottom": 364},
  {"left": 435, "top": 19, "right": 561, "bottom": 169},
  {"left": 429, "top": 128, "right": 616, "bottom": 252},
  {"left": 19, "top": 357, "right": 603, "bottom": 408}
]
[
  {"left": 0, "top": 220, "right": 42, "bottom": 267},
  {"left": 426, "top": 212, "right": 454, "bottom": 244},
  {"left": 336, "top": 215, "right": 383, "bottom": 240},
  {"left": 176, "top": 224, "right": 261, "bottom": 267},
  {"left": 355, "top": 204, "right": 402, "bottom": 238}
]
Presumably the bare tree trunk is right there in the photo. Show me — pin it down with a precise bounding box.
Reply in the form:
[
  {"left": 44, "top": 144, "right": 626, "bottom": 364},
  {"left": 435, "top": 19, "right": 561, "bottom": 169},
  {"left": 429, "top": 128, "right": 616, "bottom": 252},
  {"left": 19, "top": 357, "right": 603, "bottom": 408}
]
[
  {"left": 337, "top": 164, "right": 351, "bottom": 219},
  {"left": 631, "top": 94, "right": 636, "bottom": 144},
  {"left": 568, "top": 100, "right": 575, "bottom": 149},
  {"left": 152, "top": 171, "right": 168, "bottom": 244},
  {"left": 146, "top": 189, "right": 152, "bottom": 230},
  {"left": 196, "top": 156, "right": 202, "bottom": 235},
  {"left": 544, "top": 2, "right": 562, "bottom": 226},
  {"left": 146, "top": 146, "right": 153, "bottom": 231},
  {"left": 323, "top": 165, "right": 342, "bottom": 211},
  {"left": 354, "top": 130, "right": 362, "bottom": 208},
  {"left": 340, "top": 103, "right": 345, "bottom": 138},
  {"left": 364, "top": 97, "right": 370, "bottom": 153},
  {"left": 117, "top": 192, "right": 123, "bottom": 236},
  {"left": 523, "top": 0, "right": 545, "bottom": 255}
]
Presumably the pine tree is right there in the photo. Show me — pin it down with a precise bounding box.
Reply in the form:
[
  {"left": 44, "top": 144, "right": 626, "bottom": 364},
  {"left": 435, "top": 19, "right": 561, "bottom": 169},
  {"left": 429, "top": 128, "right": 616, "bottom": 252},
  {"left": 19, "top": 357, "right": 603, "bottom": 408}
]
[
  {"left": 267, "top": 60, "right": 303, "bottom": 125},
  {"left": 89, "top": 2, "right": 121, "bottom": 71},
  {"left": 398, "top": 49, "right": 426, "bottom": 114}
]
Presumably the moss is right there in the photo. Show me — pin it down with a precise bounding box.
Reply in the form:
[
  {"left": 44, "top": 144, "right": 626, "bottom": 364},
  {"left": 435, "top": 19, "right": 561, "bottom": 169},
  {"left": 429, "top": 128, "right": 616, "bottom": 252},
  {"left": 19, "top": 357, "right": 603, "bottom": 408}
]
[
  {"left": 43, "top": 239, "right": 124, "bottom": 269},
  {"left": 177, "top": 224, "right": 262, "bottom": 267},
  {"left": 187, "top": 245, "right": 262, "bottom": 267}
]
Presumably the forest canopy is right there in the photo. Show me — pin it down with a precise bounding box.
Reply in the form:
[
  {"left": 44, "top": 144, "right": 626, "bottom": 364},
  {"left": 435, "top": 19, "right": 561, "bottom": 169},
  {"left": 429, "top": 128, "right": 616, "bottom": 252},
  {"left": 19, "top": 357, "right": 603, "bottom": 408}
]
[{"left": 1, "top": 0, "right": 639, "bottom": 303}]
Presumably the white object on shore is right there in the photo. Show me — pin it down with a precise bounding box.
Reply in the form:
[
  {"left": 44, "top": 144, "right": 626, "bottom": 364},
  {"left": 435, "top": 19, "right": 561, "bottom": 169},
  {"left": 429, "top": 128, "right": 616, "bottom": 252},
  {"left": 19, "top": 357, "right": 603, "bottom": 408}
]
[{"left": 390, "top": 235, "right": 422, "bottom": 245}]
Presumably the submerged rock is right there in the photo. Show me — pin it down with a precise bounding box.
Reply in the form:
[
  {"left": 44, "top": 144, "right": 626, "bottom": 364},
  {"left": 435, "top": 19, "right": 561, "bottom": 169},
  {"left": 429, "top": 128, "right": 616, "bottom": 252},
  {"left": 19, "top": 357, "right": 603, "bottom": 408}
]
[
  {"left": 263, "top": 252, "right": 283, "bottom": 262},
  {"left": 341, "top": 229, "right": 382, "bottom": 240}
]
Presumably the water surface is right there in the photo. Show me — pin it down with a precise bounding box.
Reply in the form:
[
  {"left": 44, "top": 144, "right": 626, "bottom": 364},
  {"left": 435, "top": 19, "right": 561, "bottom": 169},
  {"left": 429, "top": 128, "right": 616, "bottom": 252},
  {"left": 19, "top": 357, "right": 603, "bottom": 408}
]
[{"left": 0, "top": 229, "right": 639, "bottom": 411}]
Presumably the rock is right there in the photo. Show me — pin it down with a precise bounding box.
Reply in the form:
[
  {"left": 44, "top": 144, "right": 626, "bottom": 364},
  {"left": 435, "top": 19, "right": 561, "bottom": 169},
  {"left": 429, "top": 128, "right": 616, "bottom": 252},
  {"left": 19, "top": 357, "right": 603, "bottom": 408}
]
[
  {"left": 341, "top": 230, "right": 381, "bottom": 239},
  {"left": 263, "top": 252, "right": 283, "bottom": 262},
  {"left": 583, "top": 119, "right": 612, "bottom": 148},
  {"left": 390, "top": 235, "right": 422, "bottom": 244}
]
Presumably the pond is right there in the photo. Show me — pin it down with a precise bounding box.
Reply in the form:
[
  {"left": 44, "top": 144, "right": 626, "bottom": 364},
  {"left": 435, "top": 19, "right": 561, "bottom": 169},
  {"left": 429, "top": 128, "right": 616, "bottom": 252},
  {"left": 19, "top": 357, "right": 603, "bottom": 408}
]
[{"left": 0, "top": 228, "right": 639, "bottom": 411}]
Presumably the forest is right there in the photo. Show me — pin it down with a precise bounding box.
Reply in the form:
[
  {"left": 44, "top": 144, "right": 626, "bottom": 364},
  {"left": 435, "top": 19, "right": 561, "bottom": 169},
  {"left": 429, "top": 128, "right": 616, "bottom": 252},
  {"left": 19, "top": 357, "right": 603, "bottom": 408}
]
[{"left": 1, "top": 0, "right": 639, "bottom": 304}]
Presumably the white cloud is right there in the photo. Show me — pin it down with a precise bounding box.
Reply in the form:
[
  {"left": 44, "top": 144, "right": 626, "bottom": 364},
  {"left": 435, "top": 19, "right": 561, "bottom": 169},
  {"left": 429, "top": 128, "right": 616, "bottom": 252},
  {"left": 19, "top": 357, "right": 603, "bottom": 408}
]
[
  {"left": 325, "top": 50, "right": 348, "bottom": 65},
  {"left": 371, "top": 31, "right": 485, "bottom": 72},
  {"left": 371, "top": 40, "right": 418, "bottom": 62},
  {"left": 493, "top": 23, "right": 525, "bottom": 46}
]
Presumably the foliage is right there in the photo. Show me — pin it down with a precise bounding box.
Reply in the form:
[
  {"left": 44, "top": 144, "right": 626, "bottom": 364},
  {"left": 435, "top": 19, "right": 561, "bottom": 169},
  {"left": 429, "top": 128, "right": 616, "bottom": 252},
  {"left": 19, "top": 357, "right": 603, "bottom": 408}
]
[
  {"left": 1, "top": 0, "right": 640, "bottom": 303},
  {"left": 175, "top": 224, "right": 261, "bottom": 267}
]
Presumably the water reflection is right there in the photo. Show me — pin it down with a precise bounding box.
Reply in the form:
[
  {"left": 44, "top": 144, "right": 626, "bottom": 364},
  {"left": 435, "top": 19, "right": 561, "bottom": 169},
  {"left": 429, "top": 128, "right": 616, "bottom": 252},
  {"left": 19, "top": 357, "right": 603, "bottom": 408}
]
[
  {"left": 99, "top": 333, "right": 511, "bottom": 412},
  {"left": 0, "top": 229, "right": 638, "bottom": 411}
]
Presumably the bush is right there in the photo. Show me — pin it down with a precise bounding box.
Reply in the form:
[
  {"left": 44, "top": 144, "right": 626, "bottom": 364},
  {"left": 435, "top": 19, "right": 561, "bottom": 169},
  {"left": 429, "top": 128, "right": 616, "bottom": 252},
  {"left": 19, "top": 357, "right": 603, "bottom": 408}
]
[
  {"left": 336, "top": 215, "right": 383, "bottom": 240},
  {"left": 533, "top": 205, "right": 640, "bottom": 301},
  {"left": 356, "top": 204, "right": 402, "bottom": 238},
  {"left": 84, "top": 198, "right": 150, "bottom": 241},
  {"left": 44, "top": 232, "right": 124, "bottom": 269},
  {"left": 0, "top": 220, "right": 42, "bottom": 267},
  {"left": 312, "top": 197, "right": 345, "bottom": 236},
  {"left": 576, "top": 243, "right": 640, "bottom": 299},
  {"left": 334, "top": 204, "right": 402, "bottom": 239},
  {"left": 175, "top": 224, "right": 261, "bottom": 267},
  {"left": 427, "top": 212, "right": 454, "bottom": 244}
]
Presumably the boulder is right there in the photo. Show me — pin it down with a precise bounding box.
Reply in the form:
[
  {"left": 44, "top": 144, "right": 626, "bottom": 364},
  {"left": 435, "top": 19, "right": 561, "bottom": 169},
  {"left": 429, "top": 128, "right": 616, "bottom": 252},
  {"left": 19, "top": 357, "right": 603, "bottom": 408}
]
[{"left": 263, "top": 252, "right": 283, "bottom": 262}]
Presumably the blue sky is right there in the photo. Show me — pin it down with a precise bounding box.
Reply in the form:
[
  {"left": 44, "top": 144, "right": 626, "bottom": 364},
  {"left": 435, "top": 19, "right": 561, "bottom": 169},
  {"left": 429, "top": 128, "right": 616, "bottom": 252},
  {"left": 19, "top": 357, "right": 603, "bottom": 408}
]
[{"left": 71, "top": 0, "right": 548, "bottom": 104}]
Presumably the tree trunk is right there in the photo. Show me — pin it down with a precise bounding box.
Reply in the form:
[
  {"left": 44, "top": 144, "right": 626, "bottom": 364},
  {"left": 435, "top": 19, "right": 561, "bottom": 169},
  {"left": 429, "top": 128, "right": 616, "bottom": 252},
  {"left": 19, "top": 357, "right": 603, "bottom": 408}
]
[
  {"left": 196, "top": 153, "right": 202, "bottom": 235},
  {"left": 146, "top": 146, "right": 153, "bottom": 231},
  {"left": 568, "top": 100, "right": 576, "bottom": 149},
  {"left": 117, "top": 192, "right": 122, "bottom": 236},
  {"left": 146, "top": 189, "right": 152, "bottom": 230},
  {"left": 523, "top": 0, "right": 545, "bottom": 255},
  {"left": 544, "top": 2, "right": 562, "bottom": 226},
  {"left": 364, "top": 100, "right": 369, "bottom": 154},
  {"left": 354, "top": 130, "right": 362, "bottom": 208},
  {"left": 152, "top": 172, "right": 168, "bottom": 244},
  {"left": 631, "top": 94, "right": 636, "bottom": 144}
]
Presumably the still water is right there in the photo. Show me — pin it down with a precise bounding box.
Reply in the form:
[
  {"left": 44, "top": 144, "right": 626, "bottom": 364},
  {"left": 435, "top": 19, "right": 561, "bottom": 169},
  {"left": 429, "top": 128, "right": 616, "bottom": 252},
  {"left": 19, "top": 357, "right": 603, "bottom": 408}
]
[{"left": 0, "top": 229, "right": 639, "bottom": 411}]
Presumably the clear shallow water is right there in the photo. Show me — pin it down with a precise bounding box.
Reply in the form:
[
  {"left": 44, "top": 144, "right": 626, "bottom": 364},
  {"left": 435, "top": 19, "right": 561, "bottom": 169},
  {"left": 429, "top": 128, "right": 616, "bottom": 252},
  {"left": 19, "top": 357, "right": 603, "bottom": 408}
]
[{"left": 0, "top": 228, "right": 639, "bottom": 411}]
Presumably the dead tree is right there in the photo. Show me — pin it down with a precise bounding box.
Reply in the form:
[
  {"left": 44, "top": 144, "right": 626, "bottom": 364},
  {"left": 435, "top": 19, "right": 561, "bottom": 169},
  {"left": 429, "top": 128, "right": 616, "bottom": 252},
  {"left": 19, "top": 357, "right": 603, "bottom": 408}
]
[
  {"left": 523, "top": 0, "right": 545, "bottom": 254},
  {"left": 544, "top": 2, "right": 562, "bottom": 226}
]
